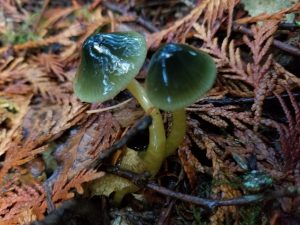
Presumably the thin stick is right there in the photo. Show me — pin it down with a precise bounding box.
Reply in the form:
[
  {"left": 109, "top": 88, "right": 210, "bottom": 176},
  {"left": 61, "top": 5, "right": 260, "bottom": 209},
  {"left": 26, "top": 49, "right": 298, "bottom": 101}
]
[
  {"left": 86, "top": 98, "right": 132, "bottom": 114},
  {"left": 186, "top": 92, "right": 300, "bottom": 108},
  {"left": 279, "top": 22, "right": 300, "bottom": 31},
  {"left": 233, "top": 23, "right": 300, "bottom": 57},
  {"left": 105, "top": 166, "right": 300, "bottom": 210}
]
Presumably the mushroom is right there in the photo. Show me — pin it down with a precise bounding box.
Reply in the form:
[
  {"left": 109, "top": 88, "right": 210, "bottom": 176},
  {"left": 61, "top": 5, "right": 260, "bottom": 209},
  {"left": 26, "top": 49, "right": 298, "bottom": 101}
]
[
  {"left": 74, "top": 32, "right": 147, "bottom": 103},
  {"left": 74, "top": 31, "right": 166, "bottom": 176},
  {"left": 74, "top": 32, "right": 168, "bottom": 202},
  {"left": 74, "top": 34, "right": 217, "bottom": 203},
  {"left": 146, "top": 43, "right": 217, "bottom": 156}
]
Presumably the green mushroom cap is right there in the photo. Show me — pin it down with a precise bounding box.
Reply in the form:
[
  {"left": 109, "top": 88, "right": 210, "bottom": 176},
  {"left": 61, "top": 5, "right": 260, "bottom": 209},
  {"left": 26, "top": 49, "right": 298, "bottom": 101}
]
[
  {"left": 74, "top": 32, "right": 147, "bottom": 103},
  {"left": 146, "top": 43, "right": 217, "bottom": 111}
]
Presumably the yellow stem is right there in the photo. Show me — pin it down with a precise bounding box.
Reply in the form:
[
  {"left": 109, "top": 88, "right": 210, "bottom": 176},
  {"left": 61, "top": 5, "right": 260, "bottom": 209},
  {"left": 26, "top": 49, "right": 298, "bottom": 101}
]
[
  {"left": 165, "top": 109, "right": 186, "bottom": 157},
  {"left": 127, "top": 79, "right": 166, "bottom": 175}
]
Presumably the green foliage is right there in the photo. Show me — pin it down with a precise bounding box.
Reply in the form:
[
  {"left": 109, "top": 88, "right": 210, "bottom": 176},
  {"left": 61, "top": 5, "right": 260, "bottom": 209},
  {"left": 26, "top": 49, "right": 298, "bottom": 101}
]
[
  {"left": 3, "top": 29, "right": 38, "bottom": 45},
  {"left": 241, "top": 0, "right": 296, "bottom": 22},
  {"left": 192, "top": 206, "right": 209, "bottom": 225},
  {"left": 78, "top": 7, "right": 92, "bottom": 21},
  {"left": 212, "top": 176, "right": 241, "bottom": 190},
  {"left": 239, "top": 204, "right": 267, "bottom": 225},
  {"left": 1, "top": 14, "right": 39, "bottom": 45},
  {"left": 41, "top": 143, "right": 59, "bottom": 174},
  {"left": 72, "top": 6, "right": 92, "bottom": 22}
]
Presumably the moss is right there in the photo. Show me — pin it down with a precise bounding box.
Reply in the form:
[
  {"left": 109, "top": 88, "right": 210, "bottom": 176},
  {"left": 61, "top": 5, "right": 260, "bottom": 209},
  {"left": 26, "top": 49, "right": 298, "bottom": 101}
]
[
  {"left": 1, "top": 14, "right": 40, "bottom": 45},
  {"left": 239, "top": 204, "right": 267, "bottom": 225}
]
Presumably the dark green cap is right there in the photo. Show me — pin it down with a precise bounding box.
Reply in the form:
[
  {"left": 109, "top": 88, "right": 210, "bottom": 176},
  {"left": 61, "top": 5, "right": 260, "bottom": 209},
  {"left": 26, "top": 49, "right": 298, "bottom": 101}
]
[
  {"left": 146, "top": 43, "right": 217, "bottom": 111},
  {"left": 74, "top": 32, "right": 147, "bottom": 102}
]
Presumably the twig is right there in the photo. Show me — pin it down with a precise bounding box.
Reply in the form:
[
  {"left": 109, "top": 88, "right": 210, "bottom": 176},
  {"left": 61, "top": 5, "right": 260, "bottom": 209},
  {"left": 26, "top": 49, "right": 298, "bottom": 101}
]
[
  {"left": 102, "top": 2, "right": 159, "bottom": 32},
  {"left": 87, "top": 98, "right": 132, "bottom": 114},
  {"left": 279, "top": 22, "right": 300, "bottom": 31},
  {"left": 233, "top": 23, "right": 300, "bottom": 57},
  {"left": 91, "top": 116, "right": 152, "bottom": 168},
  {"left": 156, "top": 199, "right": 176, "bottom": 225},
  {"left": 88, "top": 0, "right": 102, "bottom": 11},
  {"left": 105, "top": 166, "right": 300, "bottom": 210},
  {"left": 188, "top": 92, "right": 300, "bottom": 107},
  {"left": 43, "top": 168, "right": 63, "bottom": 212}
]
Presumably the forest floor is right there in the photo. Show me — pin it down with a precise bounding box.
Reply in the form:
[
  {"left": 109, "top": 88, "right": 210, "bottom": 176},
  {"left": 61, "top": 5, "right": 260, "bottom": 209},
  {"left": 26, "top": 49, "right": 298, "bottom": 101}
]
[{"left": 0, "top": 0, "right": 300, "bottom": 224}]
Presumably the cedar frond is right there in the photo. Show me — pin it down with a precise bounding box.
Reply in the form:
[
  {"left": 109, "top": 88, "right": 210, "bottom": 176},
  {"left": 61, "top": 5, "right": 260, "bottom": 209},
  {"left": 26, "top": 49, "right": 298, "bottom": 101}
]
[
  {"left": 218, "top": 78, "right": 254, "bottom": 97},
  {"left": 25, "top": 67, "right": 72, "bottom": 104},
  {"left": 203, "top": 0, "right": 237, "bottom": 36},
  {"left": 0, "top": 13, "right": 134, "bottom": 56},
  {"left": 193, "top": 0, "right": 238, "bottom": 42},
  {"left": 0, "top": 98, "right": 88, "bottom": 181},
  {"left": 31, "top": 54, "right": 68, "bottom": 82},
  {"left": 188, "top": 119, "right": 241, "bottom": 224},
  {"left": 233, "top": 129, "right": 279, "bottom": 167},
  {"left": 0, "top": 22, "right": 85, "bottom": 55},
  {"left": 37, "top": 6, "right": 79, "bottom": 34},
  {"left": 188, "top": 104, "right": 254, "bottom": 129},
  {"left": 0, "top": 57, "right": 27, "bottom": 86},
  {"left": 193, "top": 24, "right": 252, "bottom": 93},
  {"left": 251, "top": 70, "right": 279, "bottom": 130},
  {"left": 188, "top": 118, "right": 225, "bottom": 174},
  {"left": 274, "top": 88, "right": 300, "bottom": 182},
  {"left": 178, "top": 138, "right": 205, "bottom": 188},
  {"left": 0, "top": 94, "right": 31, "bottom": 156},
  {"left": 52, "top": 169, "right": 104, "bottom": 204},
  {"left": 274, "top": 62, "right": 300, "bottom": 89},
  {"left": 196, "top": 33, "right": 249, "bottom": 83},
  {"left": 241, "top": 21, "right": 278, "bottom": 129},
  {"left": 214, "top": 126, "right": 281, "bottom": 177},
  {"left": 195, "top": 19, "right": 278, "bottom": 88},
  {"left": 0, "top": 144, "right": 48, "bottom": 183},
  {"left": 68, "top": 112, "right": 121, "bottom": 177},
  {"left": 49, "top": 112, "right": 120, "bottom": 206},
  {"left": 243, "top": 21, "right": 278, "bottom": 85},
  {"left": 0, "top": 58, "right": 34, "bottom": 95},
  {"left": 0, "top": 181, "right": 46, "bottom": 225},
  {"left": 236, "top": 2, "right": 300, "bottom": 24},
  {"left": 210, "top": 174, "right": 241, "bottom": 224},
  {"left": 188, "top": 107, "right": 282, "bottom": 178},
  {"left": 0, "top": 0, "right": 28, "bottom": 23},
  {"left": 194, "top": 13, "right": 281, "bottom": 130},
  {"left": 147, "top": 0, "right": 211, "bottom": 48}
]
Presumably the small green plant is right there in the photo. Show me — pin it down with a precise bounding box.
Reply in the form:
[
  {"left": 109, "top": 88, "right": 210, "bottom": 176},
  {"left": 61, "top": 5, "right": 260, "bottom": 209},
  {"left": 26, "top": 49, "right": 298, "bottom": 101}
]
[
  {"left": 239, "top": 204, "right": 266, "bottom": 225},
  {"left": 192, "top": 206, "right": 209, "bottom": 225},
  {"left": 1, "top": 14, "right": 39, "bottom": 45}
]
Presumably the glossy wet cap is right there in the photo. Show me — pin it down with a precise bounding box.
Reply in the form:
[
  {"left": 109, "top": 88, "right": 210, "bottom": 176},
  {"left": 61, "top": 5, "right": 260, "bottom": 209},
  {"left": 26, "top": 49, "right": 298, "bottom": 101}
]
[
  {"left": 74, "top": 32, "right": 147, "bottom": 102},
  {"left": 146, "top": 43, "right": 217, "bottom": 111}
]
